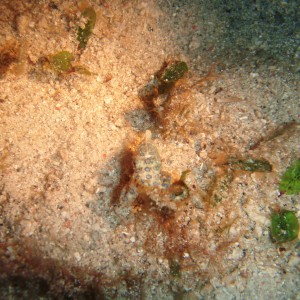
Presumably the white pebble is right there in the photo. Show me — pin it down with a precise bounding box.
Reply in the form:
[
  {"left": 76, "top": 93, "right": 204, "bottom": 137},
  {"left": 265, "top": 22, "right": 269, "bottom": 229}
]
[
  {"left": 104, "top": 95, "right": 113, "bottom": 105},
  {"left": 74, "top": 252, "right": 81, "bottom": 261}
]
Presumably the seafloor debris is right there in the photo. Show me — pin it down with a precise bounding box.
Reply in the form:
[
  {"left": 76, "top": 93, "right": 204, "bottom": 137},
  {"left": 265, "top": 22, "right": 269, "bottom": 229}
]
[
  {"left": 270, "top": 209, "right": 299, "bottom": 243},
  {"left": 279, "top": 159, "right": 300, "bottom": 195},
  {"left": 77, "top": 6, "right": 97, "bottom": 50},
  {"left": 111, "top": 129, "right": 243, "bottom": 278}
]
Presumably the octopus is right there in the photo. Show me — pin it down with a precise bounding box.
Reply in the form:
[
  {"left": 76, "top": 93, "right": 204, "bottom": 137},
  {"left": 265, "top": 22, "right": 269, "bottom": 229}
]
[
  {"left": 115, "top": 129, "right": 189, "bottom": 220},
  {"left": 133, "top": 130, "right": 171, "bottom": 190}
]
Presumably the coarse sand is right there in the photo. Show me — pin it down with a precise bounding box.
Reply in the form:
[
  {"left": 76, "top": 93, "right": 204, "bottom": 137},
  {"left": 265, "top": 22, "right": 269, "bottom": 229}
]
[{"left": 0, "top": 0, "right": 299, "bottom": 299}]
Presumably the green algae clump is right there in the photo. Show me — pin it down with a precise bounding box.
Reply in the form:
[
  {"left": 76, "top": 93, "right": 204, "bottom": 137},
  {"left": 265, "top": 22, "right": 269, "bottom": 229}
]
[
  {"left": 169, "top": 258, "right": 181, "bottom": 278},
  {"left": 50, "top": 51, "right": 74, "bottom": 73},
  {"left": 279, "top": 159, "right": 300, "bottom": 195},
  {"left": 228, "top": 157, "right": 272, "bottom": 172},
  {"left": 271, "top": 210, "right": 299, "bottom": 243},
  {"left": 138, "top": 60, "right": 188, "bottom": 101},
  {"left": 77, "top": 7, "right": 97, "bottom": 50},
  {"left": 160, "top": 61, "right": 188, "bottom": 83},
  {"left": 158, "top": 61, "right": 188, "bottom": 94},
  {"left": 47, "top": 51, "right": 94, "bottom": 76}
]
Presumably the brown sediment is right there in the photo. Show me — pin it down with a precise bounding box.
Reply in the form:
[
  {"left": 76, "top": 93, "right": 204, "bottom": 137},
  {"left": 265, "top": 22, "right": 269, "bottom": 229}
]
[
  {"left": 110, "top": 146, "right": 135, "bottom": 205},
  {"left": 250, "top": 121, "right": 298, "bottom": 150},
  {"left": 0, "top": 41, "right": 20, "bottom": 76}
]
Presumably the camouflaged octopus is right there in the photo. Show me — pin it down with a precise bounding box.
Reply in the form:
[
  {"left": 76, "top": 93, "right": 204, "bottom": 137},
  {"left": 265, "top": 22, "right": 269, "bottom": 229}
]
[
  {"left": 133, "top": 130, "right": 171, "bottom": 191},
  {"left": 116, "top": 130, "right": 189, "bottom": 220}
]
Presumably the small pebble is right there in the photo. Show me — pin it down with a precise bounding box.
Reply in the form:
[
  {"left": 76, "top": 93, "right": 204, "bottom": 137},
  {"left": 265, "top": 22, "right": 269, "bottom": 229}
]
[
  {"left": 74, "top": 252, "right": 81, "bottom": 261},
  {"left": 104, "top": 95, "right": 113, "bottom": 105}
]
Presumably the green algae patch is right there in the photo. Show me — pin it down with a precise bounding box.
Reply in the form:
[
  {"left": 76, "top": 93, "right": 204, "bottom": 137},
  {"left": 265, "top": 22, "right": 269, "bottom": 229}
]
[
  {"left": 161, "top": 61, "right": 188, "bottom": 82},
  {"left": 50, "top": 51, "right": 74, "bottom": 73},
  {"left": 169, "top": 259, "right": 181, "bottom": 278},
  {"left": 158, "top": 61, "right": 188, "bottom": 94},
  {"left": 138, "top": 60, "right": 188, "bottom": 101},
  {"left": 271, "top": 210, "right": 299, "bottom": 243},
  {"left": 279, "top": 159, "right": 300, "bottom": 195},
  {"left": 73, "top": 65, "right": 94, "bottom": 75},
  {"left": 212, "top": 171, "right": 234, "bottom": 204},
  {"left": 77, "top": 6, "right": 97, "bottom": 50},
  {"left": 46, "top": 51, "right": 94, "bottom": 77},
  {"left": 228, "top": 157, "right": 272, "bottom": 172}
]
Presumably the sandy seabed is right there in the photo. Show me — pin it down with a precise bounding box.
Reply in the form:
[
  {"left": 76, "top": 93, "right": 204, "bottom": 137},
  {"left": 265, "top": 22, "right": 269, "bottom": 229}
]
[{"left": 0, "top": 0, "right": 299, "bottom": 299}]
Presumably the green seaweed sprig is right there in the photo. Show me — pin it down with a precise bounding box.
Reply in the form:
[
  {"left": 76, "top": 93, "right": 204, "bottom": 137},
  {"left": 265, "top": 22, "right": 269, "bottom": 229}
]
[
  {"left": 138, "top": 61, "right": 188, "bottom": 101},
  {"left": 48, "top": 51, "right": 93, "bottom": 75},
  {"left": 279, "top": 159, "right": 300, "bottom": 195},
  {"left": 270, "top": 209, "right": 299, "bottom": 243},
  {"left": 169, "top": 258, "right": 181, "bottom": 278},
  {"left": 228, "top": 157, "right": 272, "bottom": 172},
  {"left": 77, "top": 7, "right": 97, "bottom": 50},
  {"left": 50, "top": 51, "right": 74, "bottom": 73}
]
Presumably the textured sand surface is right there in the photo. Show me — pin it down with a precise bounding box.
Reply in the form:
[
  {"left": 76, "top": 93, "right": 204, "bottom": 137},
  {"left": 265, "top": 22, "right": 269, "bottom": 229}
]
[{"left": 0, "top": 0, "right": 299, "bottom": 299}]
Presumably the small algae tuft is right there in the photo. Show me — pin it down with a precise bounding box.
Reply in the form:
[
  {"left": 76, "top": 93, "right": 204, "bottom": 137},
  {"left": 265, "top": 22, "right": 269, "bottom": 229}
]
[
  {"left": 270, "top": 210, "right": 299, "bottom": 243},
  {"left": 137, "top": 60, "right": 188, "bottom": 130},
  {"left": 169, "top": 258, "right": 181, "bottom": 278},
  {"left": 77, "top": 6, "right": 97, "bottom": 50},
  {"left": 50, "top": 51, "right": 74, "bottom": 73},
  {"left": 228, "top": 157, "right": 272, "bottom": 172},
  {"left": 158, "top": 61, "right": 188, "bottom": 94},
  {"left": 161, "top": 61, "right": 188, "bottom": 83},
  {"left": 212, "top": 172, "right": 234, "bottom": 203},
  {"left": 138, "top": 60, "right": 188, "bottom": 101},
  {"left": 279, "top": 159, "right": 300, "bottom": 195},
  {"left": 44, "top": 51, "right": 93, "bottom": 77}
]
